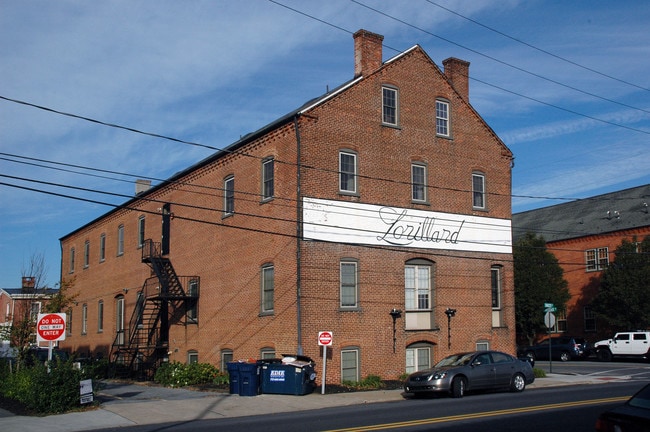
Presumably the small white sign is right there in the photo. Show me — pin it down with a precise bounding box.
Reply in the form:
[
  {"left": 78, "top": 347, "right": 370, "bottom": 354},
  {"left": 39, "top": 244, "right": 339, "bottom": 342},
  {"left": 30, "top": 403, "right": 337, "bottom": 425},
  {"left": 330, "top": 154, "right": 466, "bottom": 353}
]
[{"left": 80, "top": 379, "right": 93, "bottom": 404}]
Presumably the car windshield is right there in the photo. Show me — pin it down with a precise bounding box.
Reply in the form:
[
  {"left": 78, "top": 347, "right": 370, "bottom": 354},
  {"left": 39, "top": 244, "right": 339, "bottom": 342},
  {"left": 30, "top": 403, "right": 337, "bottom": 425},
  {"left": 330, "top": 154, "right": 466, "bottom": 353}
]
[
  {"left": 628, "top": 385, "right": 650, "bottom": 410},
  {"left": 435, "top": 353, "right": 474, "bottom": 367}
]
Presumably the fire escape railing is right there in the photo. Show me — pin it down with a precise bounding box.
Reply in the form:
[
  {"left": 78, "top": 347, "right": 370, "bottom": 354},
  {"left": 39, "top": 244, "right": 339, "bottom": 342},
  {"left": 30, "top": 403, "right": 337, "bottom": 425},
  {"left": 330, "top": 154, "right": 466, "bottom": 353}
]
[{"left": 110, "top": 239, "right": 199, "bottom": 380}]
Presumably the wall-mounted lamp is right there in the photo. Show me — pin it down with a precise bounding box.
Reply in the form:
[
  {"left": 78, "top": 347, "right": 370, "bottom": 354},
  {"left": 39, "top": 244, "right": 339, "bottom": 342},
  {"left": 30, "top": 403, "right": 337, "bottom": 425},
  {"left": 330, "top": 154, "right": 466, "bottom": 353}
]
[
  {"left": 389, "top": 308, "right": 402, "bottom": 353},
  {"left": 122, "top": 288, "right": 129, "bottom": 294},
  {"left": 445, "top": 308, "right": 457, "bottom": 349}
]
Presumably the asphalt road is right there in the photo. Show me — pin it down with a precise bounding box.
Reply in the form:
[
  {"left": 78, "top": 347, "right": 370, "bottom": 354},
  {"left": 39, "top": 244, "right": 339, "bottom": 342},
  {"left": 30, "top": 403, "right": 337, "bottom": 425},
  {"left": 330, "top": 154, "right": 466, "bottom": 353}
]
[
  {"left": 534, "top": 359, "right": 650, "bottom": 379},
  {"left": 91, "top": 377, "right": 648, "bottom": 431}
]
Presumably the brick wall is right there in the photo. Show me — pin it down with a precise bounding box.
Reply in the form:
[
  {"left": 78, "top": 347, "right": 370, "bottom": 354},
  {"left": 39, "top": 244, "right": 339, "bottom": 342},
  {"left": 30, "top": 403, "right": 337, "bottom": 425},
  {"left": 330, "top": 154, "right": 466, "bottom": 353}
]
[{"left": 59, "top": 33, "right": 514, "bottom": 383}]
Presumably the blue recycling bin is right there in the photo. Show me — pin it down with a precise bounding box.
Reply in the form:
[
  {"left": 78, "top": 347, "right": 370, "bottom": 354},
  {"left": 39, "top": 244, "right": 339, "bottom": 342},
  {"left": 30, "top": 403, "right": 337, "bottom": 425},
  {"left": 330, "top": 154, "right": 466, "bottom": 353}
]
[
  {"left": 226, "top": 362, "right": 241, "bottom": 395},
  {"left": 238, "top": 362, "right": 260, "bottom": 396},
  {"left": 260, "top": 358, "right": 316, "bottom": 395}
]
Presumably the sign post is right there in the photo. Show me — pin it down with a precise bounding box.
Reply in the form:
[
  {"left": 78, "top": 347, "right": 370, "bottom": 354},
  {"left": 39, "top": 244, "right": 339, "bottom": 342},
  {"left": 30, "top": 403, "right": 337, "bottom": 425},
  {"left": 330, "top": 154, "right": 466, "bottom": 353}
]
[
  {"left": 543, "top": 304, "right": 556, "bottom": 373},
  {"left": 318, "top": 331, "right": 333, "bottom": 395},
  {"left": 36, "top": 313, "right": 66, "bottom": 364}
]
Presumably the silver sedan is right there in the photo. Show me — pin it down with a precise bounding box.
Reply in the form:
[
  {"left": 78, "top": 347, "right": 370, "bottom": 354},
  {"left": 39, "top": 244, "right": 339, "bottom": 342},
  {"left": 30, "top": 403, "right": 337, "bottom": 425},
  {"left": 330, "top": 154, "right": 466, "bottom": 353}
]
[{"left": 403, "top": 350, "right": 535, "bottom": 398}]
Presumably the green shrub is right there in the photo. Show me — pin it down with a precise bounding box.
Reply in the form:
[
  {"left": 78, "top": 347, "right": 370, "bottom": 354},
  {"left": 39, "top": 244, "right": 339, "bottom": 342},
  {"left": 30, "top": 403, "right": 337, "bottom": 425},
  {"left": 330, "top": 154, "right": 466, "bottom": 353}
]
[
  {"left": 0, "top": 357, "right": 87, "bottom": 414},
  {"left": 154, "top": 361, "right": 227, "bottom": 388},
  {"left": 342, "top": 374, "right": 385, "bottom": 390},
  {"left": 533, "top": 367, "right": 546, "bottom": 378}
]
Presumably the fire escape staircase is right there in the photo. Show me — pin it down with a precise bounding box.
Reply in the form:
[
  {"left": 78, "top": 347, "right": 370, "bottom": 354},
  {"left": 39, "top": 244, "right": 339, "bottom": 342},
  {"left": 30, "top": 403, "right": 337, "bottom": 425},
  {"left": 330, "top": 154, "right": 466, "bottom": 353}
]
[{"left": 110, "top": 239, "right": 199, "bottom": 379}]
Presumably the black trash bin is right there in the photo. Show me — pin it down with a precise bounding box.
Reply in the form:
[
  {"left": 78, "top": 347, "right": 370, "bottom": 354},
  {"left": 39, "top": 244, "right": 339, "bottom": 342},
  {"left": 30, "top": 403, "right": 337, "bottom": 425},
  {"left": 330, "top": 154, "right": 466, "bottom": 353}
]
[{"left": 260, "top": 355, "right": 316, "bottom": 395}]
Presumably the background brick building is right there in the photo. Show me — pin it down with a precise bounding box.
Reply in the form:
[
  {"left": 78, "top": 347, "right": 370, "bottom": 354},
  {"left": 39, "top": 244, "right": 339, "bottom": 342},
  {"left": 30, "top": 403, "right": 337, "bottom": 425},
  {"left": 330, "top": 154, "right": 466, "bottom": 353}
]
[
  {"left": 513, "top": 184, "right": 650, "bottom": 342},
  {"left": 59, "top": 30, "right": 515, "bottom": 383}
]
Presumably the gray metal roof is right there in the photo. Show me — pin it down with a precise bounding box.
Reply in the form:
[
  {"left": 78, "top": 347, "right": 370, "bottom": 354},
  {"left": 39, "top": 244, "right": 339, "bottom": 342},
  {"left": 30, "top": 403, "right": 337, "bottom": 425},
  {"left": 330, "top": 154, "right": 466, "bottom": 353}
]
[{"left": 512, "top": 184, "right": 650, "bottom": 243}]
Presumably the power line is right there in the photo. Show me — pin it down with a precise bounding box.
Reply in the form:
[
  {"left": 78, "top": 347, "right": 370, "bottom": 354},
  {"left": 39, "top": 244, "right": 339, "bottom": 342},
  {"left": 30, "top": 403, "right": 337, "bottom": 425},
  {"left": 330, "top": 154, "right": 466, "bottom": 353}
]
[
  {"left": 423, "top": 0, "right": 650, "bottom": 93},
  {"left": 349, "top": 0, "right": 650, "bottom": 117}
]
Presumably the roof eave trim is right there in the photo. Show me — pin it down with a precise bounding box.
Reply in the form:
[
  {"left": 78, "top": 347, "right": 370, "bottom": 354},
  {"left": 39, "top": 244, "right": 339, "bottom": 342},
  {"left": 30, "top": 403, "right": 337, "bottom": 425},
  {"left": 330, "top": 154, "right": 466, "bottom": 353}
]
[{"left": 298, "top": 76, "right": 363, "bottom": 115}]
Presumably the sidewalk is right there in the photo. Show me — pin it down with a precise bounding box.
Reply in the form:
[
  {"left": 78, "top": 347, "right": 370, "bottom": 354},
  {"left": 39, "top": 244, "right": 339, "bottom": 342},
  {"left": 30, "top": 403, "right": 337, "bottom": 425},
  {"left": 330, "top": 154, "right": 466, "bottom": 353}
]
[{"left": 0, "top": 373, "right": 630, "bottom": 431}]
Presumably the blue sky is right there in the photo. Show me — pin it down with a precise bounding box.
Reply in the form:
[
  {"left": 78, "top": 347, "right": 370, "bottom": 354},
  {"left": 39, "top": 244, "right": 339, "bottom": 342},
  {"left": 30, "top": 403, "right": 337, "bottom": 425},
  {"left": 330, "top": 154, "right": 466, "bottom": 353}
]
[{"left": 1, "top": 1, "right": 649, "bottom": 289}]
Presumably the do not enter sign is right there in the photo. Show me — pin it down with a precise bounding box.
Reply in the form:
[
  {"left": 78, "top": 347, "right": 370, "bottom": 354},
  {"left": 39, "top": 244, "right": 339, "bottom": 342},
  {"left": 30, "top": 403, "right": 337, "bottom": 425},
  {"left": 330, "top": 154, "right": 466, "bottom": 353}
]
[
  {"left": 318, "top": 331, "right": 333, "bottom": 346},
  {"left": 37, "top": 313, "right": 67, "bottom": 342}
]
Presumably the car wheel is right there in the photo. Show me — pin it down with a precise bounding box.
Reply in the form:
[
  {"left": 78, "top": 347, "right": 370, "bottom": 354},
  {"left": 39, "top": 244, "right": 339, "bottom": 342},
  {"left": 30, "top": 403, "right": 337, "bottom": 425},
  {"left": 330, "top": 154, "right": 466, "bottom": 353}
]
[
  {"left": 597, "top": 349, "right": 612, "bottom": 362},
  {"left": 525, "top": 351, "right": 535, "bottom": 361},
  {"left": 451, "top": 377, "right": 466, "bottom": 398},
  {"left": 559, "top": 351, "right": 570, "bottom": 362},
  {"left": 510, "top": 373, "right": 526, "bottom": 392}
]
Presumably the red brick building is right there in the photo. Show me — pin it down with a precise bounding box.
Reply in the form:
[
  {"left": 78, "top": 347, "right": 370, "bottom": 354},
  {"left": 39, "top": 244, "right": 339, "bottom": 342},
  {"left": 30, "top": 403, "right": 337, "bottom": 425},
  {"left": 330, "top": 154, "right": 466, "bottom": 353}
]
[
  {"left": 59, "top": 30, "right": 515, "bottom": 383},
  {"left": 0, "top": 277, "right": 54, "bottom": 347},
  {"left": 513, "top": 184, "right": 650, "bottom": 342}
]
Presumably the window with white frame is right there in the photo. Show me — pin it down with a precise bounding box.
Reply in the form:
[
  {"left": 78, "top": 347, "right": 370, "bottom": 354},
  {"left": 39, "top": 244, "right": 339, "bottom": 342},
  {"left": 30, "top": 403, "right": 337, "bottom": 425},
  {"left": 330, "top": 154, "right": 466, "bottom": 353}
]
[
  {"left": 84, "top": 240, "right": 90, "bottom": 268},
  {"left": 339, "top": 151, "right": 357, "bottom": 194},
  {"left": 411, "top": 163, "right": 427, "bottom": 202},
  {"left": 66, "top": 308, "right": 72, "bottom": 336},
  {"left": 187, "top": 279, "right": 199, "bottom": 323},
  {"left": 260, "top": 348, "right": 276, "bottom": 359},
  {"left": 436, "top": 99, "right": 450, "bottom": 136},
  {"left": 406, "top": 344, "right": 431, "bottom": 374},
  {"left": 81, "top": 304, "right": 88, "bottom": 335},
  {"left": 340, "top": 260, "right": 358, "bottom": 308},
  {"left": 556, "top": 309, "right": 567, "bottom": 332},
  {"left": 117, "top": 225, "right": 124, "bottom": 256},
  {"left": 586, "top": 247, "right": 609, "bottom": 271},
  {"left": 99, "top": 233, "right": 106, "bottom": 262},
  {"left": 221, "top": 350, "right": 233, "bottom": 371},
  {"left": 476, "top": 341, "right": 490, "bottom": 351},
  {"left": 382, "top": 86, "right": 398, "bottom": 126},
  {"left": 138, "top": 216, "right": 145, "bottom": 248},
  {"left": 341, "top": 348, "right": 359, "bottom": 383},
  {"left": 98, "top": 300, "right": 104, "bottom": 333},
  {"left": 261, "top": 264, "right": 274, "bottom": 313},
  {"left": 262, "top": 158, "right": 274, "bottom": 201},
  {"left": 405, "top": 262, "right": 432, "bottom": 310},
  {"left": 69, "top": 247, "right": 75, "bottom": 273},
  {"left": 224, "top": 176, "right": 235, "bottom": 216},
  {"left": 188, "top": 351, "right": 199, "bottom": 364},
  {"left": 30, "top": 302, "right": 41, "bottom": 322},
  {"left": 491, "top": 266, "right": 502, "bottom": 310},
  {"left": 472, "top": 173, "right": 486, "bottom": 209}
]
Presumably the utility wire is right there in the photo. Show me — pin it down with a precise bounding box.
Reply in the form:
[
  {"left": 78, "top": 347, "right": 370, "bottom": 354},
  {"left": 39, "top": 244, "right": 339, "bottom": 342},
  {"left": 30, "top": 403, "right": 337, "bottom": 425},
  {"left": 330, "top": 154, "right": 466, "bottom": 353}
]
[
  {"left": 349, "top": 0, "right": 650, "bottom": 116},
  {"left": 423, "top": 0, "right": 650, "bottom": 93}
]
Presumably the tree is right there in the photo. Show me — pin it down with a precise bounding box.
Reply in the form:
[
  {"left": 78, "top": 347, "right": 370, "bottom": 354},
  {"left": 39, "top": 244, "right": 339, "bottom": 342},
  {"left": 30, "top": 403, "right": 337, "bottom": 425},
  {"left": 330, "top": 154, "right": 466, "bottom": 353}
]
[
  {"left": 591, "top": 236, "right": 650, "bottom": 330},
  {"left": 43, "top": 277, "right": 78, "bottom": 314},
  {"left": 514, "top": 233, "right": 570, "bottom": 345},
  {"left": 9, "top": 252, "right": 50, "bottom": 350}
]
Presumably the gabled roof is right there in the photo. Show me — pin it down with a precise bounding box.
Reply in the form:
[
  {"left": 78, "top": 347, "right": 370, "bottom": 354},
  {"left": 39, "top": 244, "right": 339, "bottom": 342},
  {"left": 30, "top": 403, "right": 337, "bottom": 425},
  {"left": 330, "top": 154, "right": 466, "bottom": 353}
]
[
  {"left": 512, "top": 184, "right": 650, "bottom": 243},
  {"left": 61, "top": 43, "right": 507, "bottom": 240}
]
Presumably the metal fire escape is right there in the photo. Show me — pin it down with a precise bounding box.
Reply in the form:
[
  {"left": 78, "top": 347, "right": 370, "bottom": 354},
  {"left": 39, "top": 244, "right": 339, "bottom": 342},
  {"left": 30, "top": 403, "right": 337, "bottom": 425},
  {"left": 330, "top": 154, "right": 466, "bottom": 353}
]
[{"left": 110, "top": 239, "right": 199, "bottom": 379}]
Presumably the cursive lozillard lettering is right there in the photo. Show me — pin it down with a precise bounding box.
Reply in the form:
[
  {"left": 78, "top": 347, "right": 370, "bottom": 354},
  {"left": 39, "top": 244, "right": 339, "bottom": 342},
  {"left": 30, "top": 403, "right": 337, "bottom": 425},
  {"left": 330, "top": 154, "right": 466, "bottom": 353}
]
[{"left": 376, "top": 207, "right": 465, "bottom": 246}]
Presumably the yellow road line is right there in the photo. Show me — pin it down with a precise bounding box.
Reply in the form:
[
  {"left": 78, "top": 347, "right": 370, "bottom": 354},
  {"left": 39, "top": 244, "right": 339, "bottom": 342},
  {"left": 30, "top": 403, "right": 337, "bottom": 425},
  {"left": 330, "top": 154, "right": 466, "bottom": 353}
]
[{"left": 325, "top": 396, "right": 629, "bottom": 432}]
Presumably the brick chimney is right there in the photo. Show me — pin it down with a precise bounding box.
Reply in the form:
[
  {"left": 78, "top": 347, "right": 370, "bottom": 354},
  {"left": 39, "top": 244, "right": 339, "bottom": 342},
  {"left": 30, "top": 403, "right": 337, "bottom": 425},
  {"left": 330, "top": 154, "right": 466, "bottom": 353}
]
[
  {"left": 22, "top": 276, "right": 35, "bottom": 292},
  {"left": 135, "top": 179, "right": 152, "bottom": 195},
  {"left": 443, "top": 57, "right": 470, "bottom": 101},
  {"left": 354, "top": 29, "right": 384, "bottom": 78}
]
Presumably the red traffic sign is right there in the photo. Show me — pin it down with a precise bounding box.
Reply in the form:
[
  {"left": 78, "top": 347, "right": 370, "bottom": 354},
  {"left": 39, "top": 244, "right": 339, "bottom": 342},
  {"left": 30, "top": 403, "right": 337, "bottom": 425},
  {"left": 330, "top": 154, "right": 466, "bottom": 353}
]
[
  {"left": 318, "top": 331, "right": 333, "bottom": 346},
  {"left": 37, "top": 313, "right": 67, "bottom": 342}
]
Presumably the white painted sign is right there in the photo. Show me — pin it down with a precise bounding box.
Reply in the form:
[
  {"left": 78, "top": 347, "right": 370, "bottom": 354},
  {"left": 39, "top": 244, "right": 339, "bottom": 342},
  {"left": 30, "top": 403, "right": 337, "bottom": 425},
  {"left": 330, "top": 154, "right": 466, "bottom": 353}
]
[{"left": 302, "top": 198, "right": 512, "bottom": 254}]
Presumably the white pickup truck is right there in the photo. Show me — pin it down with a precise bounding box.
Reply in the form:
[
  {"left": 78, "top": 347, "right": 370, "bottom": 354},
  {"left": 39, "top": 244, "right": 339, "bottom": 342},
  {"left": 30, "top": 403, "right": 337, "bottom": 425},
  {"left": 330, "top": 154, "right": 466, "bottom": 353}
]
[{"left": 594, "top": 331, "right": 650, "bottom": 361}]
